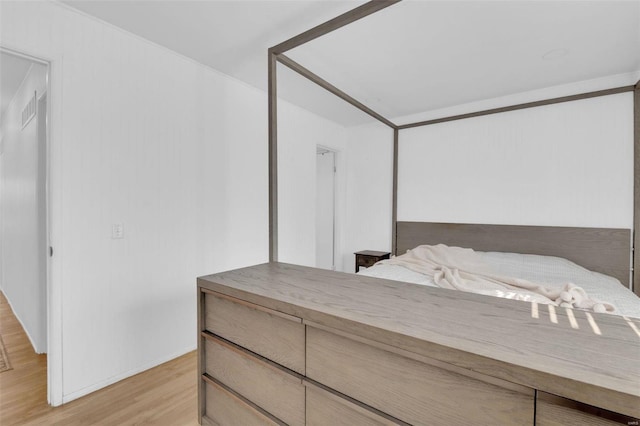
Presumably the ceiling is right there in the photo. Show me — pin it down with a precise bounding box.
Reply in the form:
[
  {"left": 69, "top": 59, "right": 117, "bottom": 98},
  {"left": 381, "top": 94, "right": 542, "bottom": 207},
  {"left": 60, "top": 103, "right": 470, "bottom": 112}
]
[
  {"left": 288, "top": 0, "right": 640, "bottom": 123},
  {"left": 62, "top": 0, "right": 371, "bottom": 125},
  {"left": 0, "top": 52, "right": 34, "bottom": 120},
  {"left": 61, "top": 0, "right": 640, "bottom": 127}
]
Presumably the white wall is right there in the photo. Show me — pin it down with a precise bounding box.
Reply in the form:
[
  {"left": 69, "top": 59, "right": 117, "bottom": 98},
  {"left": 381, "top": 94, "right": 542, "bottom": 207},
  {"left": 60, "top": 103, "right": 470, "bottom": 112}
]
[
  {"left": 278, "top": 101, "right": 347, "bottom": 270},
  {"left": 395, "top": 71, "right": 640, "bottom": 126},
  {"left": 0, "top": 0, "right": 342, "bottom": 405},
  {"left": 343, "top": 122, "right": 394, "bottom": 271},
  {"left": 0, "top": 62, "right": 48, "bottom": 353},
  {"left": 398, "top": 93, "right": 634, "bottom": 228},
  {"left": 278, "top": 116, "right": 395, "bottom": 275},
  {"left": 198, "top": 68, "right": 270, "bottom": 275}
]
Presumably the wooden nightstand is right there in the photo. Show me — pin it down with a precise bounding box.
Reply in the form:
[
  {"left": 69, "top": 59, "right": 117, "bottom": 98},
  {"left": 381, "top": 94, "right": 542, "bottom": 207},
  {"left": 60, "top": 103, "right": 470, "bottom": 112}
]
[{"left": 354, "top": 250, "right": 391, "bottom": 272}]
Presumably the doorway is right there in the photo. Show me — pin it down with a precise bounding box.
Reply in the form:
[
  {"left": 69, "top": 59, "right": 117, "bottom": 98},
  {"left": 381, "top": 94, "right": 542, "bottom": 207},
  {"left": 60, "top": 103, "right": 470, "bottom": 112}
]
[
  {"left": 0, "top": 48, "right": 50, "bottom": 403},
  {"left": 316, "top": 146, "right": 336, "bottom": 270}
]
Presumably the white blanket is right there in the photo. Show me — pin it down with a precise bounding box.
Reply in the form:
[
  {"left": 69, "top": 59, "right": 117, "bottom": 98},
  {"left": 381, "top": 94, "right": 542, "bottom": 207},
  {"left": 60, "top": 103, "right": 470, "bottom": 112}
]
[{"left": 378, "top": 244, "right": 615, "bottom": 313}]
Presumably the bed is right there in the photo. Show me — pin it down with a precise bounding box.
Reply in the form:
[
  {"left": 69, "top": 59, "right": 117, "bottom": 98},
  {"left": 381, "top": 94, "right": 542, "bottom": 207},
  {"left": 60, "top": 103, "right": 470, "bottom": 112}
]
[
  {"left": 197, "top": 252, "right": 640, "bottom": 424},
  {"left": 359, "top": 222, "right": 640, "bottom": 318}
]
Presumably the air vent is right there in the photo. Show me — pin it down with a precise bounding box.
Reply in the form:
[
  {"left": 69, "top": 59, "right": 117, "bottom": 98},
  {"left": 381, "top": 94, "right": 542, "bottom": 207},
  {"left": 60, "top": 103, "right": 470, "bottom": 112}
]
[{"left": 21, "top": 91, "right": 36, "bottom": 129}]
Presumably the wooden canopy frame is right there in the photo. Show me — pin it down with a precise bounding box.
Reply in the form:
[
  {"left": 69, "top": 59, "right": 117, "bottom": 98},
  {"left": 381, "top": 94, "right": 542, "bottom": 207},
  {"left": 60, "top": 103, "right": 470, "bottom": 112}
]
[{"left": 267, "top": 0, "right": 640, "bottom": 294}]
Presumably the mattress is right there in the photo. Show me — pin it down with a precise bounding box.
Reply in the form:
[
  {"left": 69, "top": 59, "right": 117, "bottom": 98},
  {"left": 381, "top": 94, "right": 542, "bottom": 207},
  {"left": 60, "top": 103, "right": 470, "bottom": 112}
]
[{"left": 358, "top": 250, "right": 640, "bottom": 319}]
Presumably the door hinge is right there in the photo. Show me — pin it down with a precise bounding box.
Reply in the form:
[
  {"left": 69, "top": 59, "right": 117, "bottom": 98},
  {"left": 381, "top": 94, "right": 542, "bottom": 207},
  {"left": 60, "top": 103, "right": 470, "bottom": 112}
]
[{"left": 49, "top": 246, "right": 53, "bottom": 257}]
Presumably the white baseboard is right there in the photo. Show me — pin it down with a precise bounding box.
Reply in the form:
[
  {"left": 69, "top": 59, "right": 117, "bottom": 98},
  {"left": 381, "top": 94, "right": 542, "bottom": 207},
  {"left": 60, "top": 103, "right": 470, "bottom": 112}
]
[{"left": 61, "top": 345, "right": 197, "bottom": 404}]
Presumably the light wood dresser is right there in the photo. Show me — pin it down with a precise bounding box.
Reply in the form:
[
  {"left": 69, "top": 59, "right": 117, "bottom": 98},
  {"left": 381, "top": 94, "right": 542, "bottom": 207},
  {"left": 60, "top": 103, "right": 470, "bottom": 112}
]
[{"left": 197, "top": 262, "right": 640, "bottom": 425}]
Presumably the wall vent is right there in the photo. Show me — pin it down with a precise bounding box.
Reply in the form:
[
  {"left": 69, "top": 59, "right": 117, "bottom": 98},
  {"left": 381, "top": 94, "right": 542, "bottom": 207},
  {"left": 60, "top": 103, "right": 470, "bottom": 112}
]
[{"left": 21, "top": 91, "right": 37, "bottom": 129}]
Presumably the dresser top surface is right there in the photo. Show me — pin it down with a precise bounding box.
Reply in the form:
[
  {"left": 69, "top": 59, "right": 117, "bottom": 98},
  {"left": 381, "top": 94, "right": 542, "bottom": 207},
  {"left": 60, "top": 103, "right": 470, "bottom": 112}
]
[{"left": 198, "top": 262, "right": 640, "bottom": 414}]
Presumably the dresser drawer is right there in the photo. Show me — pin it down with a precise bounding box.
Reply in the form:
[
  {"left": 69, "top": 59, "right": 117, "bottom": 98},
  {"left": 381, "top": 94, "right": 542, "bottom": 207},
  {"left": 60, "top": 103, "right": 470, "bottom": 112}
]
[
  {"left": 203, "top": 378, "right": 282, "bottom": 426},
  {"left": 306, "top": 326, "right": 534, "bottom": 426},
  {"left": 536, "top": 392, "right": 637, "bottom": 425},
  {"left": 204, "top": 333, "right": 305, "bottom": 426},
  {"left": 306, "top": 381, "right": 403, "bottom": 426},
  {"left": 204, "top": 290, "right": 305, "bottom": 374}
]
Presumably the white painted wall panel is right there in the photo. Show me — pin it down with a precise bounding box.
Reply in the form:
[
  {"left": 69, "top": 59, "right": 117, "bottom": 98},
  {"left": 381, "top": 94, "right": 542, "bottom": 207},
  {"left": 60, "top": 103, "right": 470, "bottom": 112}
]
[
  {"left": 198, "top": 72, "right": 269, "bottom": 274},
  {"left": 0, "top": 62, "right": 48, "bottom": 354},
  {"left": 343, "top": 123, "right": 394, "bottom": 270},
  {"left": 278, "top": 117, "right": 394, "bottom": 275},
  {"left": 398, "top": 94, "right": 634, "bottom": 228},
  {"left": 278, "top": 101, "right": 347, "bottom": 270}
]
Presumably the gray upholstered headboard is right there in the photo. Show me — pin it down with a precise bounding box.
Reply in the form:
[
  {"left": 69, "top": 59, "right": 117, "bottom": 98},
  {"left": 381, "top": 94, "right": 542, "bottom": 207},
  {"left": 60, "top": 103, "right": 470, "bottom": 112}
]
[{"left": 395, "top": 222, "right": 632, "bottom": 286}]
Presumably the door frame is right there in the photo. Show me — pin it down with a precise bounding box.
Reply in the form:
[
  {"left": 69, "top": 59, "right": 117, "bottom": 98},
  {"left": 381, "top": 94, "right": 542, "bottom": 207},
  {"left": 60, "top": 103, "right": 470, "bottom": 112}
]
[
  {"left": 316, "top": 145, "right": 337, "bottom": 270},
  {"left": 0, "top": 45, "right": 61, "bottom": 406}
]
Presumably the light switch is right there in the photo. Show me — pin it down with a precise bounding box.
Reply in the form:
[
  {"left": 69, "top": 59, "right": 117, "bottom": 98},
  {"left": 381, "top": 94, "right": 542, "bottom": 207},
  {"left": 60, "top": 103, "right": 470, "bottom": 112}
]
[{"left": 112, "top": 223, "right": 124, "bottom": 239}]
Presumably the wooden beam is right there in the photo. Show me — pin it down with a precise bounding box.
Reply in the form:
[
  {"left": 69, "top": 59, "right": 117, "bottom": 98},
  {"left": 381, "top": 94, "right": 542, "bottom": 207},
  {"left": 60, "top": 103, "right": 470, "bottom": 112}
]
[
  {"left": 270, "top": 0, "right": 401, "bottom": 54},
  {"left": 276, "top": 54, "right": 397, "bottom": 129},
  {"left": 634, "top": 80, "right": 640, "bottom": 295},
  {"left": 392, "top": 129, "right": 399, "bottom": 255},
  {"left": 268, "top": 52, "right": 278, "bottom": 262},
  {"left": 398, "top": 86, "right": 636, "bottom": 130}
]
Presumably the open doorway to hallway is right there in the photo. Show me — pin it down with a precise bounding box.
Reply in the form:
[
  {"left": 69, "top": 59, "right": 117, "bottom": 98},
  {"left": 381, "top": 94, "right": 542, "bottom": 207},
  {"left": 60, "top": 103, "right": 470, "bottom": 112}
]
[{"left": 0, "top": 48, "right": 50, "bottom": 417}]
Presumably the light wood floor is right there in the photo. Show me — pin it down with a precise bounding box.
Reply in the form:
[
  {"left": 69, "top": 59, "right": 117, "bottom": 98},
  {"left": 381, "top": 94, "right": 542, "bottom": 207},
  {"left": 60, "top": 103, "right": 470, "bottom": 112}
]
[{"left": 0, "top": 292, "right": 199, "bottom": 425}]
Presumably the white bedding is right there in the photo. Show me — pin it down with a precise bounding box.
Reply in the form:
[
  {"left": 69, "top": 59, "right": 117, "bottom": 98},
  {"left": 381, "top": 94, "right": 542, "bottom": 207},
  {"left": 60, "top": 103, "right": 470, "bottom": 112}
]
[{"left": 358, "top": 250, "right": 640, "bottom": 319}]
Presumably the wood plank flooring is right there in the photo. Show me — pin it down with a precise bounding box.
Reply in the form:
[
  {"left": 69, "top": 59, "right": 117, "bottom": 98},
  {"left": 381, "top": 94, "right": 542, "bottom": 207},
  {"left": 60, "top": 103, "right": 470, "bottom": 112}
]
[{"left": 0, "top": 292, "right": 198, "bottom": 425}]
